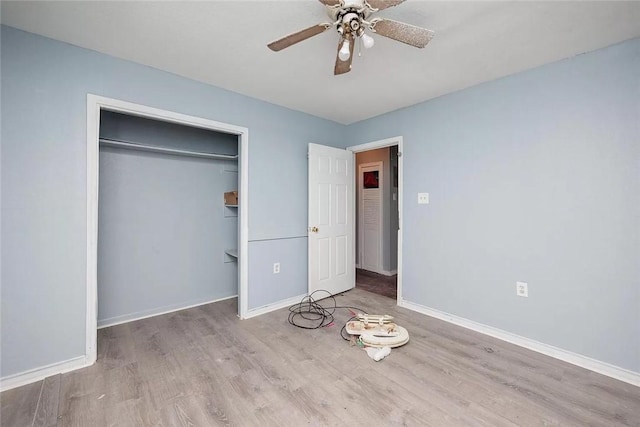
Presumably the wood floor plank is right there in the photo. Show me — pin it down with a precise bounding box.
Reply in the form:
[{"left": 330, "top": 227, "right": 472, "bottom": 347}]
[
  {"left": 356, "top": 268, "right": 397, "bottom": 299},
  {"left": 2, "top": 288, "right": 639, "bottom": 426},
  {"left": 0, "top": 380, "right": 42, "bottom": 427},
  {"left": 98, "top": 323, "right": 137, "bottom": 371},
  {"left": 32, "top": 375, "right": 60, "bottom": 427},
  {"left": 56, "top": 361, "right": 107, "bottom": 427}
]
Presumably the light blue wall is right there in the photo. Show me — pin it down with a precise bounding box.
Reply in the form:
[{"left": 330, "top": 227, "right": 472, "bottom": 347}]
[
  {"left": 98, "top": 148, "right": 238, "bottom": 326},
  {"left": 248, "top": 237, "right": 307, "bottom": 309},
  {"left": 345, "top": 38, "right": 640, "bottom": 372},
  {"left": 0, "top": 26, "right": 344, "bottom": 378},
  {"left": 2, "top": 23, "right": 638, "bottom": 380}
]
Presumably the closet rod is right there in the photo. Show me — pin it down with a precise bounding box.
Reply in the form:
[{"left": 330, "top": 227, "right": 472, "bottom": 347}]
[{"left": 99, "top": 138, "right": 239, "bottom": 160}]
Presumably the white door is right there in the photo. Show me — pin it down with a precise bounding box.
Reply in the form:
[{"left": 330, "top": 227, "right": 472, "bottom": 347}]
[
  {"left": 358, "top": 162, "right": 383, "bottom": 274},
  {"left": 308, "top": 143, "right": 355, "bottom": 296}
]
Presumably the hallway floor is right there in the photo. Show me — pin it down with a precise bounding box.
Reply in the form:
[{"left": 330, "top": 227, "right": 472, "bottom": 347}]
[{"left": 355, "top": 268, "right": 397, "bottom": 299}]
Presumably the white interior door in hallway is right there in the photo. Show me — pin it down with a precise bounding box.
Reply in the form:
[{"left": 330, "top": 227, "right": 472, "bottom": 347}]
[
  {"left": 358, "top": 162, "right": 383, "bottom": 274},
  {"left": 308, "top": 143, "right": 355, "bottom": 296}
]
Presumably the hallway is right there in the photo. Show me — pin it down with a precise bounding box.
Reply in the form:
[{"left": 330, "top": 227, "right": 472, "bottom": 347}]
[{"left": 355, "top": 268, "right": 397, "bottom": 299}]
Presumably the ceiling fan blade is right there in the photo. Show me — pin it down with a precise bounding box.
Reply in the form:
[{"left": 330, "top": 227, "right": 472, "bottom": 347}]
[
  {"left": 318, "top": 0, "right": 342, "bottom": 5},
  {"left": 268, "top": 24, "right": 330, "bottom": 52},
  {"left": 365, "top": 0, "right": 406, "bottom": 11},
  {"left": 334, "top": 34, "right": 355, "bottom": 75},
  {"left": 372, "top": 18, "right": 434, "bottom": 48}
]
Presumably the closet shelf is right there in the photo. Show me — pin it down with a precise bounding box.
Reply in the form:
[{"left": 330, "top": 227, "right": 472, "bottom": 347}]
[
  {"left": 225, "top": 249, "right": 238, "bottom": 258},
  {"left": 100, "top": 138, "right": 238, "bottom": 160},
  {"left": 225, "top": 204, "right": 238, "bottom": 208}
]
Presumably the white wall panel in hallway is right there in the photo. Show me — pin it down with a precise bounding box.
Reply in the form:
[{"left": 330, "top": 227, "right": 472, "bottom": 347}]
[{"left": 359, "top": 162, "right": 383, "bottom": 274}]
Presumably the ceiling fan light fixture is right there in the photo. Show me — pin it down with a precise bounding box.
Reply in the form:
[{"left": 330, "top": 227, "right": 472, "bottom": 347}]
[
  {"left": 267, "top": 0, "right": 434, "bottom": 75},
  {"left": 338, "top": 39, "right": 351, "bottom": 61},
  {"left": 361, "top": 32, "right": 375, "bottom": 49}
]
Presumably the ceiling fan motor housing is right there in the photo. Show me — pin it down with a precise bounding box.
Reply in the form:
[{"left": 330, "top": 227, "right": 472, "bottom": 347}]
[
  {"left": 330, "top": 3, "right": 371, "bottom": 37},
  {"left": 341, "top": 11, "right": 364, "bottom": 36}
]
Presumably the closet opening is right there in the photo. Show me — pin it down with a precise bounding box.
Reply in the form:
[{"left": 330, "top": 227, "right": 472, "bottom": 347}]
[{"left": 86, "top": 95, "right": 249, "bottom": 366}]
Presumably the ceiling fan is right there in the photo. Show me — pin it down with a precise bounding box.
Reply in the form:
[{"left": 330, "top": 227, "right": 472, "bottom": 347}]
[{"left": 268, "top": 0, "right": 434, "bottom": 75}]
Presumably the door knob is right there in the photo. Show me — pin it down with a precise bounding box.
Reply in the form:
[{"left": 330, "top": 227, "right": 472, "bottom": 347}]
[{"left": 309, "top": 226, "right": 319, "bottom": 233}]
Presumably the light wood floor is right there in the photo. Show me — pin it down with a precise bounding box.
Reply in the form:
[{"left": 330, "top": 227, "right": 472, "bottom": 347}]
[{"left": 2, "top": 289, "right": 639, "bottom": 426}]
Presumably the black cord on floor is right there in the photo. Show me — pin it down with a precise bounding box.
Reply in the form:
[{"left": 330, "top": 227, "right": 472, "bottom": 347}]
[
  {"left": 287, "top": 290, "right": 368, "bottom": 340},
  {"left": 339, "top": 316, "right": 359, "bottom": 341}
]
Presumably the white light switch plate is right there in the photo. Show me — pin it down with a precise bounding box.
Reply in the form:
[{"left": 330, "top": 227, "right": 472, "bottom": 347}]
[{"left": 418, "top": 193, "right": 429, "bottom": 204}]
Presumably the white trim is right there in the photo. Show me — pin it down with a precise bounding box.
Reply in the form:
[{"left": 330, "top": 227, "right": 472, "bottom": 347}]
[
  {"left": 347, "top": 137, "right": 401, "bottom": 153},
  {"left": 86, "top": 95, "right": 99, "bottom": 366},
  {"left": 400, "top": 300, "right": 640, "bottom": 387},
  {"left": 347, "top": 136, "right": 403, "bottom": 306},
  {"left": 86, "top": 94, "right": 250, "bottom": 367},
  {"left": 0, "top": 356, "right": 89, "bottom": 393},
  {"left": 97, "top": 295, "right": 237, "bottom": 329},
  {"left": 99, "top": 138, "right": 238, "bottom": 160},
  {"left": 238, "top": 130, "right": 249, "bottom": 319},
  {"left": 244, "top": 294, "right": 307, "bottom": 319}
]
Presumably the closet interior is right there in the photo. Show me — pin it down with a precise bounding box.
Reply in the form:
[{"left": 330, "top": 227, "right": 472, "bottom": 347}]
[{"left": 96, "top": 110, "right": 239, "bottom": 328}]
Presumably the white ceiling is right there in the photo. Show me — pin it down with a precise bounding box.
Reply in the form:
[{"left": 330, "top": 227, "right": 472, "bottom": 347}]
[{"left": 2, "top": 1, "right": 639, "bottom": 124}]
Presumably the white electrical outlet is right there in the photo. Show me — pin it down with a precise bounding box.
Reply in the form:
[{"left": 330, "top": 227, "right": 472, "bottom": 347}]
[
  {"left": 418, "top": 193, "right": 429, "bottom": 204},
  {"left": 273, "top": 263, "right": 280, "bottom": 274},
  {"left": 516, "top": 281, "right": 528, "bottom": 297}
]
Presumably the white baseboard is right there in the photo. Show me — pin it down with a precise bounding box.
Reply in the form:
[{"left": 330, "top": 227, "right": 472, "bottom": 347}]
[
  {"left": 1, "top": 296, "right": 241, "bottom": 392},
  {"left": 244, "top": 294, "right": 307, "bottom": 319},
  {"left": 400, "top": 300, "right": 640, "bottom": 387},
  {"left": 98, "top": 295, "right": 237, "bottom": 329},
  {"left": 0, "top": 355, "right": 90, "bottom": 392}
]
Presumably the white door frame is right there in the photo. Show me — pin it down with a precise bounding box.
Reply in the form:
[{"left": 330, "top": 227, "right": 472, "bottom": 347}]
[
  {"left": 86, "top": 94, "right": 250, "bottom": 365},
  {"left": 357, "top": 161, "right": 384, "bottom": 275},
  {"left": 347, "top": 136, "right": 403, "bottom": 305}
]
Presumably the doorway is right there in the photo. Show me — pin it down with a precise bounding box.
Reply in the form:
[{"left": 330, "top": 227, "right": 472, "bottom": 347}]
[
  {"left": 348, "top": 137, "right": 403, "bottom": 303},
  {"left": 86, "top": 95, "right": 249, "bottom": 365}
]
